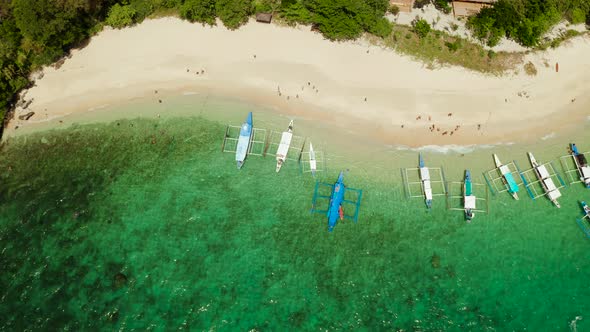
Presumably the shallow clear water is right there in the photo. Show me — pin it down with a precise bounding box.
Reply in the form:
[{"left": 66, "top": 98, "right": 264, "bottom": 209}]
[{"left": 1, "top": 106, "right": 590, "bottom": 330}]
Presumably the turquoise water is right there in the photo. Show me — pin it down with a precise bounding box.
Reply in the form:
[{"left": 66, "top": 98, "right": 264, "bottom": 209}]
[{"left": 1, "top": 107, "right": 590, "bottom": 330}]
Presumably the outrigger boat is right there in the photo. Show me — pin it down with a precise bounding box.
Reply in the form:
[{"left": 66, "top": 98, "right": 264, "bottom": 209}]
[
  {"left": 447, "top": 169, "right": 488, "bottom": 220},
  {"left": 235, "top": 112, "right": 253, "bottom": 169},
  {"left": 464, "top": 170, "right": 476, "bottom": 222},
  {"left": 309, "top": 142, "right": 317, "bottom": 177},
  {"left": 301, "top": 142, "right": 325, "bottom": 176},
  {"left": 222, "top": 112, "right": 267, "bottom": 169},
  {"left": 576, "top": 201, "right": 590, "bottom": 240},
  {"left": 493, "top": 154, "right": 519, "bottom": 200},
  {"left": 310, "top": 171, "right": 363, "bottom": 232},
  {"left": 401, "top": 153, "right": 446, "bottom": 209},
  {"left": 419, "top": 153, "right": 434, "bottom": 209},
  {"left": 527, "top": 152, "right": 562, "bottom": 208},
  {"left": 275, "top": 120, "right": 294, "bottom": 172},
  {"left": 581, "top": 201, "right": 590, "bottom": 219},
  {"left": 569, "top": 143, "right": 590, "bottom": 187}
]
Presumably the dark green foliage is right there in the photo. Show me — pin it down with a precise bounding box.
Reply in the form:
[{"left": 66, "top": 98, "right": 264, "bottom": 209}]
[
  {"left": 570, "top": 7, "right": 586, "bottom": 23},
  {"left": 253, "top": 0, "right": 281, "bottom": 13},
  {"left": 445, "top": 39, "right": 462, "bottom": 52},
  {"left": 13, "top": 0, "right": 86, "bottom": 57},
  {"left": 216, "top": 0, "right": 252, "bottom": 29},
  {"left": 413, "top": 0, "right": 430, "bottom": 9},
  {"left": 434, "top": 0, "right": 452, "bottom": 14},
  {"left": 467, "top": 0, "right": 585, "bottom": 47},
  {"left": 105, "top": 4, "right": 136, "bottom": 29},
  {"left": 280, "top": 0, "right": 312, "bottom": 24},
  {"left": 305, "top": 0, "right": 391, "bottom": 40},
  {"left": 413, "top": 18, "right": 431, "bottom": 38},
  {"left": 127, "top": 0, "right": 156, "bottom": 23},
  {"left": 180, "top": 0, "right": 217, "bottom": 25},
  {"left": 370, "top": 17, "right": 393, "bottom": 38}
]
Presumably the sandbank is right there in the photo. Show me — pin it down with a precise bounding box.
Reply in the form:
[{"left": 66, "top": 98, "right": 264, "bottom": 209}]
[{"left": 5, "top": 17, "right": 590, "bottom": 147}]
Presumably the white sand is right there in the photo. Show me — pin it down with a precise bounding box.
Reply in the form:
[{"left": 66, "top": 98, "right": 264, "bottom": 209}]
[{"left": 6, "top": 17, "right": 590, "bottom": 146}]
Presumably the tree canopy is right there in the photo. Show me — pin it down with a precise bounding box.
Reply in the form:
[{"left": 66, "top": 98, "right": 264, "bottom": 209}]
[{"left": 468, "top": 0, "right": 589, "bottom": 47}]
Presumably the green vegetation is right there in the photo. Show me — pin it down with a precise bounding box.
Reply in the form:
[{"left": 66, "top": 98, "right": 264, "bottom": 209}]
[
  {"left": 180, "top": 0, "right": 217, "bottom": 25},
  {"left": 413, "top": 18, "right": 432, "bottom": 38},
  {"left": 283, "top": 0, "right": 392, "bottom": 40},
  {"left": 387, "top": 25, "right": 522, "bottom": 74},
  {"left": 106, "top": 4, "right": 137, "bottom": 29},
  {"left": 433, "top": 0, "right": 452, "bottom": 15},
  {"left": 216, "top": 0, "right": 252, "bottom": 29},
  {"left": 468, "top": 0, "right": 590, "bottom": 47}
]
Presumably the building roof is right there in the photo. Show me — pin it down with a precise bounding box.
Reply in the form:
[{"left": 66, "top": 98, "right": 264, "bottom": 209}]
[{"left": 256, "top": 13, "right": 272, "bottom": 23}]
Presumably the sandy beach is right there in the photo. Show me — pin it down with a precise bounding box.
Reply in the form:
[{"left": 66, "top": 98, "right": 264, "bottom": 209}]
[{"left": 5, "top": 17, "right": 590, "bottom": 147}]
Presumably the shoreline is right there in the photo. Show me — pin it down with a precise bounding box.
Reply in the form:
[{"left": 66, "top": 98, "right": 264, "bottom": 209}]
[{"left": 4, "top": 17, "right": 590, "bottom": 147}]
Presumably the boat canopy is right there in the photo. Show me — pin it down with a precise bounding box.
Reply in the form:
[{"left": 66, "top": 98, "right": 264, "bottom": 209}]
[
  {"left": 465, "top": 195, "right": 476, "bottom": 209},
  {"left": 537, "top": 165, "right": 551, "bottom": 179},
  {"left": 276, "top": 132, "right": 293, "bottom": 159},
  {"left": 547, "top": 189, "right": 562, "bottom": 201},
  {"left": 543, "top": 178, "right": 557, "bottom": 192},
  {"left": 504, "top": 173, "right": 519, "bottom": 193},
  {"left": 420, "top": 167, "right": 430, "bottom": 180}
]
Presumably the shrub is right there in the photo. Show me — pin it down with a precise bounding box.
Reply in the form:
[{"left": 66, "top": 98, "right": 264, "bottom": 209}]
[
  {"left": 280, "top": 1, "right": 312, "bottom": 25},
  {"left": 412, "top": 18, "right": 431, "bottom": 38},
  {"left": 253, "top": 0, "right": 280, "bottom": 13},
  {"left": 434, "top": 0, "right": 452, "bottom": 15},
  {"left": 370, "top": 17, "right": 393, "bottom": 38},
  {"left": 570, "top": 8, "right": 586, "bottom": 24},
  {"left": 180, "top": 0, "right": 216, "bottom": 25},
  {"left": 389, "top": 5, "right": 400, "bottom": 15},
  {"left": 445, "top": 39, "right": 461, "bottom": 52},
  {"left": 467, "top": 0, "right": 561, "bottom": 47},
  {"left": 105, "top": 4, "right": 136, "bottom": 29},
  {"left": 216, "top": 0, "right": 252, "bottom": 30}
]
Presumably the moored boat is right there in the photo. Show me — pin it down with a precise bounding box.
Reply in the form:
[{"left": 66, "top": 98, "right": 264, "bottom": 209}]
[
  {"left": 309, "top": 142, "right": 317, "bottom": 177},
  {"left": 576, "top": 201, "right": 590, "bottom": 240},
  {"left": 419, "top": 153, "right": 433, "bottom": 209},
  {"left": 528, "top": 152, "right": 561, "bottom": 208},
  {"left": 493, "top": 154, "right": 519, "bottom": 200},
  {"left": 570, "top": 143, "right": 590, "bottom": 188},
  {"left": 464, "top": 170, "right": 476, "bottom": 222},
  {"left": 275, "top": 120, "right": 294, "bottom": 172},
  {"left": 235, "top": 112, "right": 253, "bottom": 169},
  {"left": 581, "top": 201, "right": 590, "bottom": 219}
]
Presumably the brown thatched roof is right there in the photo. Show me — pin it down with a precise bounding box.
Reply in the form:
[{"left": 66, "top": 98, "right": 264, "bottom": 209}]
[{"left": 256, "top": 13, "right": 272, "bottom": 24}]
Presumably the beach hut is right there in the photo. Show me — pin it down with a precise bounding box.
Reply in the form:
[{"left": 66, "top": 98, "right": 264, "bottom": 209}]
[
  {"left": 389, "top": 0, "right": 415, "bottom": 13},
  {"left": 451, "top": 0, "right": 496, "bottom": 17},
  {"left": 256, "top": 13, "right": 272, "bottom": 24}
]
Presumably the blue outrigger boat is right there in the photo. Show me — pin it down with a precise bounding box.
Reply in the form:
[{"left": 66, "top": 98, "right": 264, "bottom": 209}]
[
  {"left": 311, "top": 171, "right": 363, "bottom": 232},
  {"left": 235, "top": 112, "right": 253, "bottom": 169},
  {"left": 576, "top": 201, "right": 590, "bottom": 240}
]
